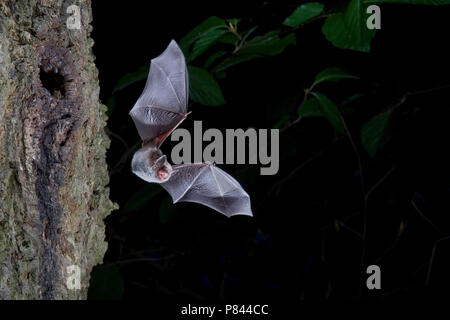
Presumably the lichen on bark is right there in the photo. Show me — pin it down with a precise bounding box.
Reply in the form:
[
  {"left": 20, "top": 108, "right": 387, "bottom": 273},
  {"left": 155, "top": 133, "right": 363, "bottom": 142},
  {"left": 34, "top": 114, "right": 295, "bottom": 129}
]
[{"left": 0, "top": 0, "right": 116, "bottom": 299}]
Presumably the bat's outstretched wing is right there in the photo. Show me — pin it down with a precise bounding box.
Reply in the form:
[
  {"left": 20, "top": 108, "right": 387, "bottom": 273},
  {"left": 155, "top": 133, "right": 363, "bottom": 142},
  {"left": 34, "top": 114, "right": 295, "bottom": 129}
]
[
  {"left": 130, "top": 40, "right": 189, "bottom": 146},
  {"left": 161, "top": 163, "right": 253, "bottom": 217}
]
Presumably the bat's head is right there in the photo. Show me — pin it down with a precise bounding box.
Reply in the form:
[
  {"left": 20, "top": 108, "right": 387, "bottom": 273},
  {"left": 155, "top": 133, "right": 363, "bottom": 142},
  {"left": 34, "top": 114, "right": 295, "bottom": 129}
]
[{"left": 131, "top": 144, "right": 172, "bottom": 183}]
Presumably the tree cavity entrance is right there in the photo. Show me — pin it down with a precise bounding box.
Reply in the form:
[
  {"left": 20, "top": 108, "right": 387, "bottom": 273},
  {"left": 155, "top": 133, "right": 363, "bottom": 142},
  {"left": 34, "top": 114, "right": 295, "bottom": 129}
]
[{"left": 40, "top": 64, "right": 66, "bottom": 99}]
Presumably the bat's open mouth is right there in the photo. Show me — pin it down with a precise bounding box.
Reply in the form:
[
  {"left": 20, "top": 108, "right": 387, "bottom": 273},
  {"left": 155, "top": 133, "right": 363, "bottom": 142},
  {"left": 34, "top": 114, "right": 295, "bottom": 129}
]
[
  {"left": 157, "top": 168, "right": 169, "bottom": 180},
  {"left": 154, "top": 155, "right": 172, "bottom": 181}
]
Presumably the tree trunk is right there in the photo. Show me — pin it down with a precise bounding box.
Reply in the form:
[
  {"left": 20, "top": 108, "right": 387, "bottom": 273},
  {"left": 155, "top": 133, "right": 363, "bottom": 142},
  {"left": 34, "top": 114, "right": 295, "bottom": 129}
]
[{"left": 0, "top": 0, "right": 115, "bottom": 299}]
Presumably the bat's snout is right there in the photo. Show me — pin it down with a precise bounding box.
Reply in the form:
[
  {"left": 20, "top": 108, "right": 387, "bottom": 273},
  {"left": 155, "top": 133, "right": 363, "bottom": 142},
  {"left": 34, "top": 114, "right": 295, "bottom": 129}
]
[
  {"left": 154, "top": 155, "right": 172, "bottom": 182},
  {"left": 157, "top": 167, "right": 170, "bottom": 181}
]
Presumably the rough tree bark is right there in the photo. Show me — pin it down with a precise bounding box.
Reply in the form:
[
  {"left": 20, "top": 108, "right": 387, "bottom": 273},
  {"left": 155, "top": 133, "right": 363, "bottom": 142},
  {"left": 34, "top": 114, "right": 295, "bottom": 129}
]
[{"left": 0, "top": 0, "right": 116, "bottom": 299}]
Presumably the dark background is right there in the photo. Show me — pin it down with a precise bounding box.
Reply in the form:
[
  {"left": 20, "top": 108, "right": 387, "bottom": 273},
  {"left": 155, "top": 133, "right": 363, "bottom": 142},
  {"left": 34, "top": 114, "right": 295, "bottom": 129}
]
[{"left": 88, "top": 0, "right": 450, "bottom": 302}]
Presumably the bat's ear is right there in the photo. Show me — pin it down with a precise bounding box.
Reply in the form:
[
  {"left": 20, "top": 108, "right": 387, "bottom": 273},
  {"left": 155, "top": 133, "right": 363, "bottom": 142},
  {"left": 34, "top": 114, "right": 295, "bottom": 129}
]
[{"left": 155, "top": 154, "right": 167, "bottom": 166}]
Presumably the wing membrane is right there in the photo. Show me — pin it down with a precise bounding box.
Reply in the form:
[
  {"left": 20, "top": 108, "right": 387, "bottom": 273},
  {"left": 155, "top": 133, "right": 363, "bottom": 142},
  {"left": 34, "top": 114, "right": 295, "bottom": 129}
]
[
  {"left": 130, "top": 40, "right": 188, "bottom": 144},
  {"left": 161, "top": 163, "right": 253, "bottom": 217}
]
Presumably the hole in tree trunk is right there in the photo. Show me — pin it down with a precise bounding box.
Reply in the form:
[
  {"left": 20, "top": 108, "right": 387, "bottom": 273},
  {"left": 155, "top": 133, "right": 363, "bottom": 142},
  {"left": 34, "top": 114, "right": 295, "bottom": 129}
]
[
  {"left": 40, "top": 66, "right": 66, "bottom": 99},
  {"left": 38, "top": 42, "right": 78, "bottom": 102}
]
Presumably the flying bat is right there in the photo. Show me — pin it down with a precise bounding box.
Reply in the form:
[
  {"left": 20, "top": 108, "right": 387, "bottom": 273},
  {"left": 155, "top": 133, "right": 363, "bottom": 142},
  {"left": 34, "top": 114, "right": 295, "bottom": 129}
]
[{"left": 129, "top": 40, "right": 252, "bottom": 217}]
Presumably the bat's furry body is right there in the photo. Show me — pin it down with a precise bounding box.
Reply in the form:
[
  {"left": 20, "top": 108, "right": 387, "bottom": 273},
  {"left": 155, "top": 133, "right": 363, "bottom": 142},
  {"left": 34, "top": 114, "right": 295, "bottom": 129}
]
[{"left": 129, "top": 40, "right": 252, "bottom": 217}]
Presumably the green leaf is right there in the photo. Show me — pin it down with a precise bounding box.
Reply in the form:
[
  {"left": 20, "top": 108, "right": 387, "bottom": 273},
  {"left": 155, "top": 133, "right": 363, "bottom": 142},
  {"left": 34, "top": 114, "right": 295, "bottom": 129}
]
[
  {"left": 322, "top": 0, "right": 376, "bottom": 52},
  {"left": 204, "top": 51, "right": 228, "bottom": 69},
  {"left": 227, "top": 18, "right": 240, "bottom": 25},
  {"left": 242, "top": 26, "right": 259, "bottom": 41},
  {"left": 273, "top": 114, "right": 291, "bottom": 129},
  {"left": 121, "top": 184, "right": 162, "bottom": 214},
  {"left": 88, "top": 266, "right": 124, "bottom": 300},
  {"left": 213, "top": 53, "right": 263, "bottom": 73},
  {"left": 341, "top": 93, "right": 365, "bottom": 107},
  {"left": 215, "top": 70, "right": 227, "bottom": 79},
  {"left": 190, "top": 29, "right": 228, "bottom": 62},
  {"left": 283, "top": 2, "right": 325, "bottom": 27},
  {"left": 112, "top": 66, "right": 149, "bottom": 93},
  {"left": 311, "top": 67, "right": 359, "bottom": 89},
  {"left": 240, "top": 31, "right": 296, "bottom": 56},
  {"left": 180, "top": 16, "right": 227, "bottom": 61},
  {"left": 298, "top": 97, "right": 325, "bottom": 117},
  {"left": 213, "top": 31, "right": 296, "bottom": 73},
  {"left": 370, "top": 0, "right": 450, "bottom": 4},
  {"left": 188, "top": 66, "right": 226, "bottom": 106},
  {"left": 105, "top": 96, "right": 116, "bottom": 117},
  {"left": 361, "top": 110, "right": 392, "bottom": 157},
  {"left": 311, "top": 92, "right": 345, "bottom": 133},
  {"left": 217, "top": 32, "right": 239, "bottom": 45},
  {"left": 340, "top": 93, "right": 365, "bottom": 114}
]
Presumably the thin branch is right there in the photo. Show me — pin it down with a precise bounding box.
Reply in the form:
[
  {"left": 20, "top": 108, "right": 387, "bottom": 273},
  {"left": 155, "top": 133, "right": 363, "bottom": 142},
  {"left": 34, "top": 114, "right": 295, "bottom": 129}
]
[
  {"left": 110, "top": 141, "right": 140, "bottom": 177},
  {"left": 321, "top": 224, "right": 329, "bottom": 263},
  {"left": 213, "top": 14, "right": 332, "bottom": 73},
  {"left": 281, "top": 88, "right": 310, "bottom": 133},
  {"left": 219, "top": 272, "right": 227, "bottom": 301},
  {"left": 406, "top": 83, "right": 450, "bottom": 97},
  {"left": 392, "top": 83, "right": 450, "bottom": 111},
  {"left": 339, "top": 113, "right": 365, "bottom": 195},
  {"left": 320, "top": 211, "right": 362, "bottom": 263},
  {"left": 338, "top": 221, "right": 362, "bottom": 238},
  {"left": 279, "top": 13, "right": 333, "bottom": 37},
  {"left": 338, "top": 114, "right": 368, "bottom": 282},
  {"left": 105, "top": 128, "right": 129, "bottom": 151},
  {"left": 425, "top": 235, "right": 450, "bottom": 286},
  {"left": 374, "top": 238, "right": 400, "bottom": 264},
  {"left": 365, "top": 167, "right": 396, "bottom": 200},
  {"left": 97, "top": 254, "right": 179, "bottom": 270},
  {"left": 411, "top": 199, "right": 445, "bottom": 235},
  {"left": 270, "top": 141, "right": 335, "bottom": 196}
]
